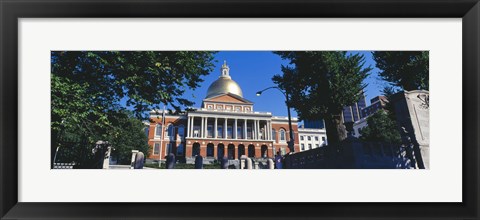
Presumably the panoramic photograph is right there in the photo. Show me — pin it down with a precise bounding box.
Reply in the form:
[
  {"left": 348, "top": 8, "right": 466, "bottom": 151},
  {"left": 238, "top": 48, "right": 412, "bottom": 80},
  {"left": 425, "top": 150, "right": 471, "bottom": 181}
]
[{"left": 51, "top": 51, "right": 429, "bottom": 169}]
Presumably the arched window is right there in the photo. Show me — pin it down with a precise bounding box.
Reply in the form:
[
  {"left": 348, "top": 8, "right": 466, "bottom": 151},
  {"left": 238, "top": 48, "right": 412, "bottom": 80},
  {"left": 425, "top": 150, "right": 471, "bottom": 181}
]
[
  {"left": 279, "top": 129, "right": 286, "bottom": 142},
  {"left": 155, "top": 124, "right": 162, "bottom": 138},
  {"left": 271, "top": 129, "right": 276, "bottom": 142}
]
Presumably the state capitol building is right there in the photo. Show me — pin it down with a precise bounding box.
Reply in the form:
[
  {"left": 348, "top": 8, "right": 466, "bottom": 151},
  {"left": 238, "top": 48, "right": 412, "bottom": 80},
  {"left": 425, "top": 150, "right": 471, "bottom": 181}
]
[{"left": 146, "top": 62, "right": 301, "bottom": 163}]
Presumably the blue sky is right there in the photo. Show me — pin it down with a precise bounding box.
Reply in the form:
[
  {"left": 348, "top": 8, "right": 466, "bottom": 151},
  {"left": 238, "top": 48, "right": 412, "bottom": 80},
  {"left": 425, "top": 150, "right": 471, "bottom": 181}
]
[{"left": 182, "top": 51, "right": 387, "bottom": 119}]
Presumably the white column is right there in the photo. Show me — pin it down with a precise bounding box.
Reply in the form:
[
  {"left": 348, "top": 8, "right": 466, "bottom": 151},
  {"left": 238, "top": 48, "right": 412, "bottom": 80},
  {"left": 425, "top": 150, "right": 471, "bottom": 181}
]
[
  {"left": 190, "top": 116, "right": 195, "bottom": 137},
  {"left": 204, "top": 117, "right": 208, "bottom": 138},
  {"left": 252, "top": 120, "right": 255, "bottom": 140},
  {"left": 234, "top": 118, "right": 238, "bottom": 139},
  {"left": 269, "top": 121, "right": 273, "bottom": 141},
  {"left": 214, "top": 117, "right": 218, "bottom": 138},
  {"left": 187, "top": 116, "right": 191, "bottom": 138},
  {"left": 264, "top": 122, "right": 267, "bottom": 140},
  {"left": 267, "top": 121, "right": 271, "bottom": 140},
  {"left": 244, "top": 119, "right": 247, "bottom": 140},
  {"left": 224, "top": 118, "right": 228, "bottom": 139},
  {"left": 264, "top": 121, "right": 267, "bottom": 140},
  {"left": 200, "top": 116, "right": 204, "bottom": 138},
  {"left": 257, "top": 120, "right": 261, "bottom": 139},
  {"left": 255, "top": 120, "right": 259, "bottom": 140}
]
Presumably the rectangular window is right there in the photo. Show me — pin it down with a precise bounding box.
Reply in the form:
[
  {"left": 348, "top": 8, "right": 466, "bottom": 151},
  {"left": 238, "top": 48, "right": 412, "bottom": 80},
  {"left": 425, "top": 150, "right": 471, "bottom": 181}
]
[
  {"left": 315, "top": 136, "right": 319, "bottom": 141},
  {"left": 307, "top": 136, "right": 311, "bottom": 141},
  {"left": 300, "top": 136, "right": 304, "bottom": 141},
  {"left": 247, "top": 127, "right": 252, "bottom": 139},
  {"left": 280, "top": 130, "right": 286, "bottom": 142},
  {"left": 237, "top": 126, "right": 243, "bottom": 139},
  {"left": 301, "top": 144, "right": 305, "bottom": 151},
  {"left": 154, "top": 143, "right": 160, "bottom": 155},
  {"left": 217, "top": 126, "right": 223, "bottom": 138},
  {"left": 227, "top": 126, "right": 233, "bottom": 139},
  {"left": 145, "top": 127, "right": 149, "bottom": 137},
  {"left": 193, "top": 126, "right": 200, "bottom": 138},
  {"left": 322, "top": 137, "right": 326, "bottom": 141},
  {"left": 308, "top": 144, "right": 312, "bottom": 150},
  {"left": 207, "top": 125, "right": 213, "bottom": 138},
  {"left": 155, "top": 125, "right": 162, "bottom": 138}
]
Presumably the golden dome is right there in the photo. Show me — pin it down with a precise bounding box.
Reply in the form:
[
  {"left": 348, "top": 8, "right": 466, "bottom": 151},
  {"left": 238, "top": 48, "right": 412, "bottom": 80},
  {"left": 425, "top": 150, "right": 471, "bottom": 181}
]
[{"left": 205, "top": 61, "right": 243, "bottom": 98}]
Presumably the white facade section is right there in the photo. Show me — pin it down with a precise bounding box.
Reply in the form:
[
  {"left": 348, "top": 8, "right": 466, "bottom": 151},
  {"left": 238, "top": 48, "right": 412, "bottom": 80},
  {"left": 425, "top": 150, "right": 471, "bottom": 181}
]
[
  {"left": 298, "top": 128, "right": 327, "bottom": 151},
  {"left": 353, "top": 117, "right": 368, "bottom": 138}
]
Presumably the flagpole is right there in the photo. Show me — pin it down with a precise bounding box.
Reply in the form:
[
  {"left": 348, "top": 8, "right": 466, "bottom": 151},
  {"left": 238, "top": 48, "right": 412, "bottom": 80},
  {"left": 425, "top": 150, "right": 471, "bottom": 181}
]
[{"left": 159, "top": 105, "right": 165, "bottom": 167}]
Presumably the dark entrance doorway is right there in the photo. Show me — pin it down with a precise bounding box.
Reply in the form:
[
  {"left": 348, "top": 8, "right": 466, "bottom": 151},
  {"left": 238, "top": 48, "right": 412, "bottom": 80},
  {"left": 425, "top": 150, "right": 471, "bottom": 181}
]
[
  {"left": 207, "top": 143, "right": 214, "bottom": 158},
  {"left": 261, "top": 145, "right": 268, "bottom": 158},
  {"left": 192, "top": 143, "right": 200, "bottom": 157},
  {"left": 217, "top": 144, "right": 225, "bottom": 160},
  {"left": 238, "top": 144, "right": 245, "bottom": 158},
  {"left": 227, "top": 144, "right": 235, "bottom": 159},
  {"left": 248, "top": 144, "right": 255, "bottom": 157}
]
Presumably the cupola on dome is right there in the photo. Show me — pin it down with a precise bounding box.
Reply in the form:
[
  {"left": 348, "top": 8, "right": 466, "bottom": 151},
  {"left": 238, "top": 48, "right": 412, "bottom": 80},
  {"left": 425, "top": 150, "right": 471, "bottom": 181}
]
[{"left": 205, "top": 61, "right": 243, "bottom": 99}]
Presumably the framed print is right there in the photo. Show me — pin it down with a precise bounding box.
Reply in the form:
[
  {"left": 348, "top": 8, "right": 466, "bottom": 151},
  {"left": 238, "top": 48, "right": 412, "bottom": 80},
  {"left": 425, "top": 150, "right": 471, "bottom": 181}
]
[{"left": 1, "top": 0, "right": 479, "bottom": 219}]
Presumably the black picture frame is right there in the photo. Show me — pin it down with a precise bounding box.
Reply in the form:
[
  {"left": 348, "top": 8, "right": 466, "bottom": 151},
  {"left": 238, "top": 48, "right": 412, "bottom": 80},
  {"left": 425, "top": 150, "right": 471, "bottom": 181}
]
[{"left": 1, "top": 0, "right": 479, "bottom": 219}]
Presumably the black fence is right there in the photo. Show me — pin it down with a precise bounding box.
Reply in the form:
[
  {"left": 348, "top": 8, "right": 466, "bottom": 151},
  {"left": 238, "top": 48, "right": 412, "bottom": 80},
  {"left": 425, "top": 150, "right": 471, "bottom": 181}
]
[
  {"left": 284, "top": 137, "right": 412, "bottom": 169},
  {"left": 53, "top": 137, "right": 104, "bottom": 169}
]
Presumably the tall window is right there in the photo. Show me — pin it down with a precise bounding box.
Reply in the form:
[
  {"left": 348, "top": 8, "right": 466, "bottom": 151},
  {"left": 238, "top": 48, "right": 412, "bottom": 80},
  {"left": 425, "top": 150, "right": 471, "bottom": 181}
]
[
  {"left": 247, "top": 127, "right": 252, "bottom": 139},
  {"left": 279, "top": 129, "right": 286, "bottom": 142},
  {"left": 237, "top": 126, "right": 243, "bottom": 139},
  {"left": 155, "top": 124, "right": 162, "bottom": 138},
  {"left": 154, "top": 143, "right": 160, "bottom": 154},
  {"left": 300, "top": 136, "right": 304, "bottom": 141},
  {"left": 207, "top": 125, "right": 213, "bottom": 138},
  {"left": 271, "top": 129, "right": 276, "bottom": 141},
  {"left": 315, "top": 136, "right": 319, "bottom": 141},
  {"left": 217, "top": 126, "right": 223, "bottom": 138},
  {"left": 193, "top": 126, "right": 200, "bottom": 137},
  {"left": 308, "top": 144, "right": 312, "bottom": 150},
  {"left": 227, "top": 126, "right": 233, "bottom": 139},
  {"left": 301, "top": 144, "right": 305, "bottom": 151},
  {"left": 144, "top": 127, "right": 149, "bottom": 137},
  {"left": 307, "top": 136, "right": 311, "bottom": 141}
]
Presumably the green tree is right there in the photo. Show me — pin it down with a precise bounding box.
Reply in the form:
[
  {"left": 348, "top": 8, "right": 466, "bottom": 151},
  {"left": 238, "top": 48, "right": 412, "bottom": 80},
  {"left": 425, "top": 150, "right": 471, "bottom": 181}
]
[
  {"left": 372, "top": 51, "right": 429, "bottom": 91},
  {"left": 51, "top": 51, "right": 216, "bottom": 165},
  {"left": 359, "top": 109, "right": 401, "bottom": 144},
  {"left": 273, "top": 51, "right": 371, "bottom": 145},
  {"left": 106, "top": 111, "right": 150, "bottom": 164}
]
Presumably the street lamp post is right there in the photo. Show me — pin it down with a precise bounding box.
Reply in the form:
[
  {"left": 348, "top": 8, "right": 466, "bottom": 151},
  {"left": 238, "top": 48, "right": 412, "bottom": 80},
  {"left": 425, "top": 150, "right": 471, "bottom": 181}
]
[{"left": 256, "top": 86, "right": 295, "bottom": 153}]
